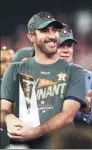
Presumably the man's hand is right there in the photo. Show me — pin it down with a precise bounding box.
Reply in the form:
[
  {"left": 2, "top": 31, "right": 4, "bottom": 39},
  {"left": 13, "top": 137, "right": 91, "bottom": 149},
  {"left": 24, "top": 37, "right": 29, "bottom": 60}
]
[
  {"left": 7, "top": 100, "right": 81, "bottom": 141},
  {"left": 86, "top": 90, "right": 92, "bottom": 104},
  {"left": 85, "top": 90, "right": 92, "bottom": 113},
  {"left": 7, "top": 124, "right": 37, "bottom": 142},
  {"left": 5, "top": 114, "right": 24, "bottom": 136}
]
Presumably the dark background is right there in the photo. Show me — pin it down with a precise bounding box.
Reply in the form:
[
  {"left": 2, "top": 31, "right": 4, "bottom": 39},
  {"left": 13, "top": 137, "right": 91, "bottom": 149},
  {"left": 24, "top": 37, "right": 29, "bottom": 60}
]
[
  {"left": 1, "top": 0, "right": 92, "bottom": 71},
  {"left": 1, "top": 0, "right": 92, "bottom": 36}
]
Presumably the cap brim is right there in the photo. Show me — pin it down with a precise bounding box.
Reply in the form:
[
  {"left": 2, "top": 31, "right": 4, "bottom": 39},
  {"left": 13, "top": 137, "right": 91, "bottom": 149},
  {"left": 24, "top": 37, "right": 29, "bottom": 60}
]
[
  {"left": 60, "top": 38, "right": 77, "bottom": 44},
  {"left": 37, "top": 20, "right": 63, "bottom": 29}
]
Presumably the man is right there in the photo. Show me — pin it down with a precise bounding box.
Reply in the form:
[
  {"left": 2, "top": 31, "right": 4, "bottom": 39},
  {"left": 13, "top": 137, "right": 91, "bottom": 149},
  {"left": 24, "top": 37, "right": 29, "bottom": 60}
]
[
  {"left": 1, "top": 11, "right": 86, "bottom": 149},
  {"left": 76, "top": 70, "right": 92, "bottom": 125},
  {"left": 12, "top": 23, "right": 92, "bottom": 126},
  {"left": 57, "top": 23, "right": 92, "bottom": 125}
]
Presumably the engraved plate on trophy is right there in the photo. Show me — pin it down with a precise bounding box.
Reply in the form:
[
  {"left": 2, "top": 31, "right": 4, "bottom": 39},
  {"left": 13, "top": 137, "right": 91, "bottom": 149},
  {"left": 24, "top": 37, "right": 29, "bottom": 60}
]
[{"left": 19, "top": 73, "right": 34, "bottom": 114}]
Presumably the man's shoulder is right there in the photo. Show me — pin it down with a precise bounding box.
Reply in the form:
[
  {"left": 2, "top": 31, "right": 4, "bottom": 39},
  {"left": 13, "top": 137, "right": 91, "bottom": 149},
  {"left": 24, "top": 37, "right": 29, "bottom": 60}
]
[
  {"left": 72, "top": 63, "right": 83, "bottom": 69},
  {"left": 9, "top": 58, "right": 32, "bottom": 71},
  {"left": 12, "top": 58, "right": 32, "bottom": 66},
  {"left": 58, "top": 59, "right": 72, "bottom": 67},
  {"left": 59, "top": 60, "right": 83, "bottom": 71},
  {"left": 69, "top": 63, "right": 85, "bottom": 74},
  {"left": 12, "top": 47, "right": 34, "bottom": 62},
  {"left": 4, "top": 59, "right": 34, "bottom": 77}
]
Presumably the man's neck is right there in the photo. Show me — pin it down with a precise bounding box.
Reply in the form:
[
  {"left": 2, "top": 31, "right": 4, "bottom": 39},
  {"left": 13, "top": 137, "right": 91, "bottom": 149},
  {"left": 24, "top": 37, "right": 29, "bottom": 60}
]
[{"left": 35, "top": 51, "right": 59, "bottom": 65}]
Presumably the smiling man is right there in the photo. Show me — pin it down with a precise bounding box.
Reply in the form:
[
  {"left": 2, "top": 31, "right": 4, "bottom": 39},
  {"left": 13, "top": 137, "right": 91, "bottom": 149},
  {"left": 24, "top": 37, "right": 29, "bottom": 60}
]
[{"left": 1, "top": 12, "right": 86, "bottom": 149}]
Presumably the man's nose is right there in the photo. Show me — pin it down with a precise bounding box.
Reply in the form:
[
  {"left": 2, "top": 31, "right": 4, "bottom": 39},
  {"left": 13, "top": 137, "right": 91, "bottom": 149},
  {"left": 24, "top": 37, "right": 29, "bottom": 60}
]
[
  {"left": 62, "top": 46, "right": 69, "bottom": 52},
  {"left": 48, "top": 31, "right": 56, "bottom": 39}
]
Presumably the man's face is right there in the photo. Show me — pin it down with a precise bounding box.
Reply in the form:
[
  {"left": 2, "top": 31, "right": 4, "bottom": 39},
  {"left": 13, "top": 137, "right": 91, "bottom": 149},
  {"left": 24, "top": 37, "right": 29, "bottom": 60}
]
[
  {"left": 31, "top": 25, "right": 60, "bottom": 55},
  {"left": 57, "top": 40, "right": 74, "bottom": 62}
]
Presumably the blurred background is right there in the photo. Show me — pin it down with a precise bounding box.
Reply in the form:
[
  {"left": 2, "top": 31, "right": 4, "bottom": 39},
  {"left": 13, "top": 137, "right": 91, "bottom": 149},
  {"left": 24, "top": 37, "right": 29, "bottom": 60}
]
[{"left": 1, "top": 0, "right": 92, "bottom": 71}]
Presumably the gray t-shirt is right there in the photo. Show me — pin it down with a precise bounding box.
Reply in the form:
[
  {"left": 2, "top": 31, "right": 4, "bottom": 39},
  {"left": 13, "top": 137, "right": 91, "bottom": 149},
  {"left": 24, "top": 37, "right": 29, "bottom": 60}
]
[{"left": 1, "top": 58, "right": 86, "bottom": 148}]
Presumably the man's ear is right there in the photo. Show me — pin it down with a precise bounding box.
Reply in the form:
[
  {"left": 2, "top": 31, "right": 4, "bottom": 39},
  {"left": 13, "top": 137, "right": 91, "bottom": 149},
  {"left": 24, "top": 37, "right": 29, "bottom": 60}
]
[
  {"left": 27, "top": 32, "right": 34, "bottom": 46},
  {"left": 27, "top": 32, "right": 34, "bottom": 42}
]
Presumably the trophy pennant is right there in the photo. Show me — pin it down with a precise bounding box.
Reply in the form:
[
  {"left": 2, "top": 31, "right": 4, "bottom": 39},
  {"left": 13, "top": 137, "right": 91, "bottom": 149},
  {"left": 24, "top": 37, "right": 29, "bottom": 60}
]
[{"left": 19, "top": 73, "right": 40, "bottom": 127}]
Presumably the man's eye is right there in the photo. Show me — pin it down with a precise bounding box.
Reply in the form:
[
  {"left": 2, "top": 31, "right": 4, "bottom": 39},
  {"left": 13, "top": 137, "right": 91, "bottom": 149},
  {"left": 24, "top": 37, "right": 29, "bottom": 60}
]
[
  {"left": 40, "top": 29, "right": 47, "bottom": 32},
  {"left": 53, "top": 28, "right": 58, "bottom": 32},
  {"left": 66, "top": 43, "right": 73, "bottom": 47}
]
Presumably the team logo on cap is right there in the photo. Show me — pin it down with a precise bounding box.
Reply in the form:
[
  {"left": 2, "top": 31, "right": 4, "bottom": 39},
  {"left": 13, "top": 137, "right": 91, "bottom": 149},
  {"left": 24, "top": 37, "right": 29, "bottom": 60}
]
[
  {"left": 61, "top": 24, "right": 71, "bottom": 36},
  {"left": 63, "top": 29, "right": 68, "bottom": 34},
  {"left": 61, "top": 28, "right": 69, "bottom": 36},
  {"left": 47, "top": 15, "right": 51, "bottom": 18},
  {"left": 38, "top": 12, "right": 54, "bottom": 20},
  {"left": 29, "top": 23, "right": 35, "bottom": 30}
]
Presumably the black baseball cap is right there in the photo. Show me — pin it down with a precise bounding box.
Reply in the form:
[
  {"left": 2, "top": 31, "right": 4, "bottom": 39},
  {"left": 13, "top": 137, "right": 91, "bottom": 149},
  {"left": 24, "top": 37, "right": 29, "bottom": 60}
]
[
  {"left": 28, "top": 11, "right": 63, "bottom": 32},
  {"left": 60, "top": 23, "right": 77, "bottom": 44}
]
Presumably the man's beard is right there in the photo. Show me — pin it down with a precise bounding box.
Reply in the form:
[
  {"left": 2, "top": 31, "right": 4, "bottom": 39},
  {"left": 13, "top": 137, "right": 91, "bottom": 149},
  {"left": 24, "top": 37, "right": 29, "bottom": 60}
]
[{"left": 35, "top": 41, "right": 58, "bottom": 55}]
